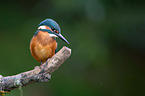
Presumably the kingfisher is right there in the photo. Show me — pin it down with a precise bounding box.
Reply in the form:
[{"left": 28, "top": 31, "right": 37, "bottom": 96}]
[{"left": 30, "top": 19, "right": 69, "bottom": 64}]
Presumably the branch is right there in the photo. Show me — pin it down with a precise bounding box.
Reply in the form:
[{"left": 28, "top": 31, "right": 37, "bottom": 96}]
[{"left": 0, "top": 46, "right": 71, "bottom": 92}]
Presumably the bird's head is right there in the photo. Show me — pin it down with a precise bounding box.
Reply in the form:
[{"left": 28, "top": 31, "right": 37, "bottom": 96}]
[{"left": 38, "top": 19, "right": 69, "bottom": 44}]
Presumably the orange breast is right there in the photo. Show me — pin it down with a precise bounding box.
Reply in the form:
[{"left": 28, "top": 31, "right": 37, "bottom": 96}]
[{"left": 30, "top": 31, "right": 57, "bottom": 63}]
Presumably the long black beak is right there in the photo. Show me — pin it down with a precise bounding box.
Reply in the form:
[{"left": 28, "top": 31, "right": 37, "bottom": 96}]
[{"left": 56, "top": 33, "right": 69, "bottom": 44}]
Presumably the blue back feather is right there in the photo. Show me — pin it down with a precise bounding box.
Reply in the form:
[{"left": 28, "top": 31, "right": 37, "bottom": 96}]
[{"left": 34, "top": 30, "right": 40, "bottom": 36}]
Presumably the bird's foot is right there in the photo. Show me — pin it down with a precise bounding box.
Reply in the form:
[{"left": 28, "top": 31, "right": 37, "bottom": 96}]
[
  {"left": 46, "top": 59, "right": 48, "bottom": 65},
  {"left": 45, "top": 58, "right": 51, "bottom": 65},
  {"left": 40, "top": 59, "right": 50, "bottom": 66},
  {"left": 40, "top": 60, "right": 43, "bottom": 65},
  {"left": 40, "top": 60, "right": 43, "bottom": 67}
]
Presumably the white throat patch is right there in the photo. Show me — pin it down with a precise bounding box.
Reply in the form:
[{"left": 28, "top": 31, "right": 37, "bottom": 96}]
[{"left": 49, "top": 34, "right": 58, "bottom": 38}]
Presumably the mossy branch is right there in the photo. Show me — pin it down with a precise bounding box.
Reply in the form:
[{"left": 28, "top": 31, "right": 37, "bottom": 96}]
[{"left": 0, "top": 46, "right": 71, "bottom": 92}]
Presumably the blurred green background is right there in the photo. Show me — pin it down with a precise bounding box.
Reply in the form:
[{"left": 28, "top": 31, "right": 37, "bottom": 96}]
[{"left": 0, "top": 0, "right": 145, "bottom": 96}]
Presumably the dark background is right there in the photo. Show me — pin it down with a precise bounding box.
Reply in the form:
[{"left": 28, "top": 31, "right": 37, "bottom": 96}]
[{"left": 0, "top": 0, "right": 145, "bottom": 96}]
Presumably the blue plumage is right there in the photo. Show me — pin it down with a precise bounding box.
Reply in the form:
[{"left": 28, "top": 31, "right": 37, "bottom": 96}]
[
  {"left": 34, "top": 30, "right": 40, "bottom": 36},
  {"left": 38, "top": 19, "right": 61, "bottom": 33}
]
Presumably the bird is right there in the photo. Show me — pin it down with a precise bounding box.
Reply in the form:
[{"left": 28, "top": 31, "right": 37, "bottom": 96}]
[{"left": 30, "top": 18, "right": 69, "bottom": 64}]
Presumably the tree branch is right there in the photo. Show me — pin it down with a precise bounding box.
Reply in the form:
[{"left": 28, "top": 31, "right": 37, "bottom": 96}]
[{"left": 0, "top": 46, "right": 71, "bottom": 92}]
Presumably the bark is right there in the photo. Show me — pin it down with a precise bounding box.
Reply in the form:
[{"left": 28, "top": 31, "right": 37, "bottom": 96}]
[{"left": 0, "top": 46, "right": 71, "bottom": 92}]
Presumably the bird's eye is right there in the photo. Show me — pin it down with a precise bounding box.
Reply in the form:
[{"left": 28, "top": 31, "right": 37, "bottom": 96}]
[
  {"left": 51, "top": 27, "right": 59, "bottom": 33},
  {"left": 51, "top": 27, "right": 55, "bottom": 31}
]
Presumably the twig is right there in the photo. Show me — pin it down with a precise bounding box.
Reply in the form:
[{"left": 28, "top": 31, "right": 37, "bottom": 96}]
[{"left": 0, "top": 46, "right": 71, "bottom": 92}]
